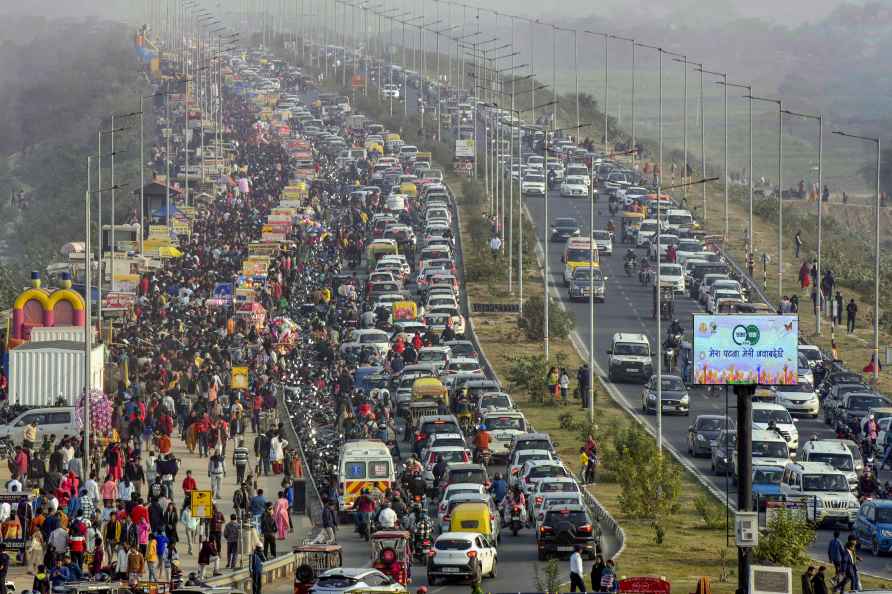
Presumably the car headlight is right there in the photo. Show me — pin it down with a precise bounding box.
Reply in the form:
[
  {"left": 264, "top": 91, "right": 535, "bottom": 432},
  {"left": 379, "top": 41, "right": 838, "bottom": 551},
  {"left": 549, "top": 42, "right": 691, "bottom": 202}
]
[
  {"left": 881, "top": 530, "right": 892, "bottom": 538},
  {"left": 647, "top": 393, "right": 657, "bottom": 401},
  {"left": 696, "top": 434, "right": 706, "bottom": 442},
  {"left": 680, "top": 394, "right": 690, "bottom": 404}
]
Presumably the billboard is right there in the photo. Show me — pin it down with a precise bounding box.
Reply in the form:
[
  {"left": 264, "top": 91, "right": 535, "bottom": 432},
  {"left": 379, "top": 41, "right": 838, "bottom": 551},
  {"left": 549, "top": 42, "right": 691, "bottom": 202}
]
[
  {"left": 692, "top": 314, "right": 798, "bottom": 385},
  {"left": 455, "top": 139, "right": 476, "bottom": 158}
]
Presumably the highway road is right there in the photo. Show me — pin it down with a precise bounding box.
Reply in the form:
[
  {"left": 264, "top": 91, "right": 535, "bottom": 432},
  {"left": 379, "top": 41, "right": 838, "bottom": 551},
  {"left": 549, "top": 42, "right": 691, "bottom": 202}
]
[{"left": 522, "top": 187, "right": 889, "bottom": 573}]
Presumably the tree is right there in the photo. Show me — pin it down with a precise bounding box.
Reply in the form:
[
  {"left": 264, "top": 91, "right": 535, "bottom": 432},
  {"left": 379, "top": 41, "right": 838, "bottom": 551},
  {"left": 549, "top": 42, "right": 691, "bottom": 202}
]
[
  {"left": 506, "top": 352, "right": 568, "bottom": 403},
  {"left": 753, "top": 509, "right": 815, "bottom": 567},
  {"left": 518, "top": 294, "right": 574, "bottom": 341},
  {"left": 602, "top": 424, "right": 682, "bottom": 543}
]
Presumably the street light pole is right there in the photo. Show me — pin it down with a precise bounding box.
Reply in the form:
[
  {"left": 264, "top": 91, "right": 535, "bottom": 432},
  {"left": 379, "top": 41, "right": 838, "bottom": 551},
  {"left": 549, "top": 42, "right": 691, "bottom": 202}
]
[
  {"left": 698, "top": 68, "right": 728, "bottom": 238},
  {"left": 833, "top": 130, "right": 881, "bottom": 381},
  {"left": 783, "top": 109, "right": 823, "bottom": 334},
  {"left": 720, "top": 81, "right": 753, "bottom": 261},
  {"left": 749, "top": 95, "right": 784, "bottom": 299}
]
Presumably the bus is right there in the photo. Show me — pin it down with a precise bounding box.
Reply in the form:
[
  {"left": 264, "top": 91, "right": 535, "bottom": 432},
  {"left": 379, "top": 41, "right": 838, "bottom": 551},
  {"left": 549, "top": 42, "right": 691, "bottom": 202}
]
[{"left": 562, "top": 237, "right": 600, "bottom": 285}]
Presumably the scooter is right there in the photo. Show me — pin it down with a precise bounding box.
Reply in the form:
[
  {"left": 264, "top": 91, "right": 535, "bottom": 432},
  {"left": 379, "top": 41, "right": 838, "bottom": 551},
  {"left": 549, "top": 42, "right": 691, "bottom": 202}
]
[{"left": 509, "top": 505, "right": 524, "bottom": 536}]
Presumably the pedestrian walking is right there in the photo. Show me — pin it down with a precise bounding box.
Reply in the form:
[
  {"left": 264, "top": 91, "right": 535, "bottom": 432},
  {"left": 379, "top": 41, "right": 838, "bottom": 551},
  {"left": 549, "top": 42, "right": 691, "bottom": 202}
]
[
  {"left": 577, "top": 364, "right": 591, "bottom": 409},
  {"left": 795, "top": 230, "right": 803, "bottom": 258},
  {"left": 600, "top": 559, "right": 618, "bottom": 592},
  {"left": 828, "top": 530, "right": 845, "bottom": 579},
  {"left": 321, "top": 501, "right": 338, "bottom": 544},
  {"left": 208, "top": 451, "right": 226, "bottom": 500},
  {"left": 232, "top": 439, "right": 250, "bottom": 485},
  {"left": 223, "top": 514, "right": 240, "bottom": 569},
  {"left": 568, "top": 545, "right": 586, "bottom": 592},
  {"left": 814, "top": 566, "right": 829, "bottom": 594},
  {"left": 834, "top": 291, "right": 843, "bottom": 326},
  {"left": 803, "top": 566, "right": 816, "bottom": 594},
  {"left": 180, "top": 504, "right": 200, "bottom": 556},
  {"left": 590, "top": 556, "right": 606, "bottom": 591},
  {"left": 558, "top": 369, "right": 570, "bottom": 405},
  {"left": 197, "top": 537, "right": 220, "bottom": 579},
  {"left": 249, "top": 546, "right": 265, "bottom": 594},
  {"left": 846, "top": 299, "right": 858, "bottom": 333},
  {"left": 833, "top": 540, "right": 860, "bottom": 592},
  {"left": 260, "top": 505, "right": 277, "bottom": 558},
  {"left": 800, "top": 260, "right": 811, "bottom": 289},
  {"left": 489, "top": 235, "right": 502, "bottom": 259}
]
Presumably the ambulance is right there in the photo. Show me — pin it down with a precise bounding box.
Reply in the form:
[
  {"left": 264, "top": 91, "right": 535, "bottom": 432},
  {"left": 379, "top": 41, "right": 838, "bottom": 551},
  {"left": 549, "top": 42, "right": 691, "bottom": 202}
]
[{"left": 337, "top": 440, "right": 395, "bottom": 516}]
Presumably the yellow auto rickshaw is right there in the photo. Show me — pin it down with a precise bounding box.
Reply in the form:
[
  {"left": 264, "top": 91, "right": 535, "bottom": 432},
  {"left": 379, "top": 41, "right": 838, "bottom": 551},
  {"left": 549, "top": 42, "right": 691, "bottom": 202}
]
[
  {"left": 365, "top": 239, "right": 399, "bottom": 271},
  {"left": 399, "top": 181, "right": 417, "bottom": 198},
  {"left": 412, "top": 377, "right": 448, "bottom": 405},
  {"left": 620, "top": 211, "right": 645, "bottom": 244},
  {"left": 449, "top": 501, "right": 497, "bottom": 543}
]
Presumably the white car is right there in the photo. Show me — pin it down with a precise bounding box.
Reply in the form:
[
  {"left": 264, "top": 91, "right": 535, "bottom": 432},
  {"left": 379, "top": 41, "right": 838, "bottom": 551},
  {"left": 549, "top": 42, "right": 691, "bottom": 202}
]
[
  {"left": 648, "top": 234, "right": 679, "bottom": 261},
  {"left": 507, "top": 449, "right": 554, "bottom": 486},
  {"left": 423, "top": 446, "right": 472, "bottom": 487},
  {"left": 635, "top": 219, "right": 661, "bottom": 248},
  {"left": 591, "top": 230, "right": 613, "bottom": 255},
  {"left": 478, "top": 391, "right": 515, "bottom": 413},
  {"left": 532, "top": 492, "right": 585, "bottom": 526},
  {"left": 436, "top": 482, "right": 488, "bottom": 524},
  {"left": 527, "top": 476, "right": 582, "bottom": 519},
  {"left": 428, "top": 532, "right": 498, "bottom": 584},
  {"left": 339, "top": 329, "right": 390, "bottom": 357},
  {"left": 428, "top": 305, "right": 466, "bottom": 335},
  {"left": 518, "top": 460, "right": 571, "bottom": 496},
  {"left": 382, "top": 84, "right": 400, "bottom": 99},
  {"left": 657, "top": 263, "right": 685, "bottom": 293},
  {"left": 559, "top": 176, "right": 589, "bottom": 198},
  {"left": 310, "top": 568, "right": 405, "bottom": 593},
  {"left": 481, "top": 411, "right": 528, "bottom": 459},
  {"left": 752, "top": 402, "right": 800, "bottom": 451},
  {"left": 522, "top": 174, "right": 547, "bottom": 196},
  {"left": 445, "top": 357, "right": 483, "bottom": 375},
  {"left": 675, "top": 239, "right": 704, "bottom": 265},
  {"left": 773, "top": 383, "right": 820, "bottom": 417}
]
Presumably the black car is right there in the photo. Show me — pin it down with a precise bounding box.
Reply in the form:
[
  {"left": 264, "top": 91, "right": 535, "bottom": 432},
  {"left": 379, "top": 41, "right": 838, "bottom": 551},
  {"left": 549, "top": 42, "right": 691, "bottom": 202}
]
[
  {"left": 711, "top": 429, "right": 737, "bottom": 475},
  {"left": 688, "top": 415, "right": 735, "bottom": 457},
  {"left": 568, "top": 267, "right": 606, "bottom": 302},
  {"left": 550, "top": 218, "right": 581, "bottom": 242},
  {"left": 641, "top": 374, "right": 689, "bottom": 416},
  {"left": 536, "top": 505, "right": 599, "bottom": 560}
]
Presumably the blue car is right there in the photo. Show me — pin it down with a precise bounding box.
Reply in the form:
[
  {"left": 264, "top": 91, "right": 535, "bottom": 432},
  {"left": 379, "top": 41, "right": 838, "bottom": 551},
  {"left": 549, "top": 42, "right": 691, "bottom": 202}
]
[
  {"left": 854, "top": 500, "right": 892, "bottom": 555},
  {"left": 751, "top": 465, "right": 784, "bottom": 511}
]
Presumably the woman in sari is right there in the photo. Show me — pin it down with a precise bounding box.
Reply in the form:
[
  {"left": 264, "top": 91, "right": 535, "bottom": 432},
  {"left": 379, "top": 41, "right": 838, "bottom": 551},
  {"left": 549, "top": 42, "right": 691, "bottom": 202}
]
[{"left": 273, "top": 491, "right": 290, "bottom": 540}]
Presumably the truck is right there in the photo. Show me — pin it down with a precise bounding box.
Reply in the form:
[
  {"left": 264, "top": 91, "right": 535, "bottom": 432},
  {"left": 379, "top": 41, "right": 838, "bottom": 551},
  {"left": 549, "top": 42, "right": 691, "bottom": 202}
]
[{"left": 8, "top": 341, "right": 106, "bottom": 407}]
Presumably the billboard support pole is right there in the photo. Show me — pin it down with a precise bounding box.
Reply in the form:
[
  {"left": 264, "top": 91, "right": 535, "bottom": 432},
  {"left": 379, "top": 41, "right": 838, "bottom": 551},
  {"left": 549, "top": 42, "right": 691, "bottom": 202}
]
[{"left": 734, "top": 384, "right": 755, "bottom": 594}]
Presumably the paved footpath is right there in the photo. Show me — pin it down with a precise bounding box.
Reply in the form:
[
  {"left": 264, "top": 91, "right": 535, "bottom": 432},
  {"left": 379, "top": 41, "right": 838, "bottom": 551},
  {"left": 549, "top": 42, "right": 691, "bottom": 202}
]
[{"left": 2, "top": 423, "right": 312, "bottom": 590}]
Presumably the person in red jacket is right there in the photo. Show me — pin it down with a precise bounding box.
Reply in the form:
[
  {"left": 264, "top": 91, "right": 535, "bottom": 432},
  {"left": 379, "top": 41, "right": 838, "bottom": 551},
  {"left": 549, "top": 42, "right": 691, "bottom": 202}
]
[{"left": 182, "top": 470, "right": 197, "bottom": 497}]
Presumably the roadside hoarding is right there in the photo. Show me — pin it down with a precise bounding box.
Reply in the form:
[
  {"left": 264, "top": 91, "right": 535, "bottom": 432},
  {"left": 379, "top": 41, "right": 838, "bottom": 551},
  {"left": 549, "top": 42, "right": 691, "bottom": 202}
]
[
  {"left": 190, "top": 490, "right": 213, "bottom": 518},
  {"left": 691, "top": 314, "right": 798, "bottom": 385},
  {"left": 102, "top": 292, "right": 136, "bottom": 311},
  {"left": 455, "top": 139, "right": 475, "bottom": 158}
]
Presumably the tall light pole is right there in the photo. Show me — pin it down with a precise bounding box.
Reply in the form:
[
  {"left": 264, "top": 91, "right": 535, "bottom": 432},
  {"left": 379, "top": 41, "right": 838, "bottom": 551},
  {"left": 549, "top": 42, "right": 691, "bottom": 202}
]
[
  {"left": 635, "top": 43, "right": 663, "bottom": 181},
  {"left": 697, "top": 68, "right": 728, "bottom": 238},
  {"left": 607, "top": 34, "right": 635, "bottom": 157},
  {"left": 784, "top": 110, "right": 823, "bottom": 334},
  {"left": 748, "top": 95, "right": 784, "bottom": 299},
  {"left": 584, "top": 31, "right": 609, "bottom": 151},
  {"left": 833, "top": 130, "right": 881, "bottom": 381},
  {"left": 719, "top": 81, "right": 753, "bottom": 258}
]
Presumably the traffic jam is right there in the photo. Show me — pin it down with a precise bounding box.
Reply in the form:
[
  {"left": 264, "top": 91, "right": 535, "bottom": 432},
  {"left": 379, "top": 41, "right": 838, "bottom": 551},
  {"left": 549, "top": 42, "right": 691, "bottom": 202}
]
[{"left": 216, "top": 51, "right": 605, "bottom": 593}]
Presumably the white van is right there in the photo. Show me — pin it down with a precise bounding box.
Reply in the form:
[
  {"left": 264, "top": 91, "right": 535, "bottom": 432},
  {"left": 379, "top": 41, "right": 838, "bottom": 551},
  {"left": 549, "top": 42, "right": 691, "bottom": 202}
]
[
  {"left": 780, "top": 461, "right": 859, "bottom": 526},
  {"left": 481, "top": 410, "right": 528, "bottom": 461},
  {"left": 0, "top": 407, "right": 80, "bottom": 442},
  {"left": 336, "top": 440, "right": 394, "bottom": 515},
  {"left": 666, "top": 209, "right": 694, "bottom": 233},
  {"left": 732, "top": 429, "right": 792, "bottom": 480},
  {"left": 798, "top": 439, "right": 858, "bottom": 491},
  {"left": 752, "top": 402, "right": 799, "bottom": 451}
]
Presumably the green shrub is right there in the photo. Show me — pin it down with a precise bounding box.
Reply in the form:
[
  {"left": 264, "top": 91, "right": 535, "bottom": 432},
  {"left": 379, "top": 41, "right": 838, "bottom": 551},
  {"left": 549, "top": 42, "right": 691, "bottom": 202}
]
[
  {"left": 753, "top": 509, "right": 815, "bottom": 567},
  {"left": 694, "top": 494, "right": 726, "bottom": 530},
  {"left": 518, "top": 295, "right": 574, "bottom": 341}
]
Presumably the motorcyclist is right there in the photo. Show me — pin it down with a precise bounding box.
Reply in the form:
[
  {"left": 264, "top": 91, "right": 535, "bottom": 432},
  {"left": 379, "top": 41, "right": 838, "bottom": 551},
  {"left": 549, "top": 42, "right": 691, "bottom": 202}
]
[
  {"left": 860, "top": 469, "right": 878, "bottom": 499},
  {"left": 606, "top": 220, "right": 616, "bottom": 236},
  {"left": 500, "top": 484, "right": 527, "bottom": 524},
  {"left": 624, "top": 248, "right": 637, "bottom": 263},
  {"left": 473, "top": 424, "right": 491, "bottom": 463},
  {"left": 490, "top": 472, "right": 508, "bottom": 505},
  {"left": 432, "top": 454, "right": 448, "bottom": 486},
  {"left": 414, "top": 506, "right": 432, "bottom": 547},
  {"left": 377, "top": 500, "right": 398, "bottom": 529},
  {"left": 354, "top": 488, "right": 377, "bottom": 537},
  {"left": 404, "top": 455, "right": 423, "bottom": 476}
]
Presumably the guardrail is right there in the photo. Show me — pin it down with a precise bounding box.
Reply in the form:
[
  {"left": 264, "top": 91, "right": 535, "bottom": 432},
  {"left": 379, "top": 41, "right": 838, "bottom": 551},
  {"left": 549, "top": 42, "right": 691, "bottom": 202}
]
[
  {"left": 276, "top": 386, "right": 325, "bottom": 533},
  {"left": 205, "top": 547, "right": 297, "bottom": 590}
]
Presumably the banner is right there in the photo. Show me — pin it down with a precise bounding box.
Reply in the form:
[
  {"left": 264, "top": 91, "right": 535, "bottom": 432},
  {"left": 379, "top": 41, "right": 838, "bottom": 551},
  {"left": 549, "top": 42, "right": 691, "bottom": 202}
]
[
  {"left": 230, "top": 367, "right": 249, "bottom": 390},
  {"left": 212, "top": 283, "right": 233, "bottom": 304},
  {"left": 102, "top": 292, "right": 136, "bottom": 311},
  {"left": 692, "top": 314, "right": 798, "bottom": 385},
  {"left": 455, "top": 139, "right": 476, "bottom": 158}
]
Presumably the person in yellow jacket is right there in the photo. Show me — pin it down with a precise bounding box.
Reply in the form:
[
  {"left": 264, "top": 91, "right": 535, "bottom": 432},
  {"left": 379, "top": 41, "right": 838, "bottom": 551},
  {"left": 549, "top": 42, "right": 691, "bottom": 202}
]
[{"left": 145, "top": 534, "right": 159, "bottom": 581}]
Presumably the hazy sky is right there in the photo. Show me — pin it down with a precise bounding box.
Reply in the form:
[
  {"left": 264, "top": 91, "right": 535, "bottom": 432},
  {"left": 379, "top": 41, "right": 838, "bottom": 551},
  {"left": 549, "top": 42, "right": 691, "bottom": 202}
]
[{"left": 0, "top": 0, "right": 857, "bottom": 27}]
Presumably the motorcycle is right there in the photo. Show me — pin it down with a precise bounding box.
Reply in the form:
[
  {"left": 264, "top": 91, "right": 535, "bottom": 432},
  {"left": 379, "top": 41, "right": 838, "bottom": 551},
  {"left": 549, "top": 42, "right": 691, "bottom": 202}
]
[
  {"left": 476, "top": 447, "right": 492, "bottom": 466},
  {"left": 509, "top": 505, "right": 524, "bottom": 536},
  {"left": 624, "top": 258, "right": 637, "bottom": 277},
  {"left": 413, "top": 532, "right": 432, "bottom": 563}
]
